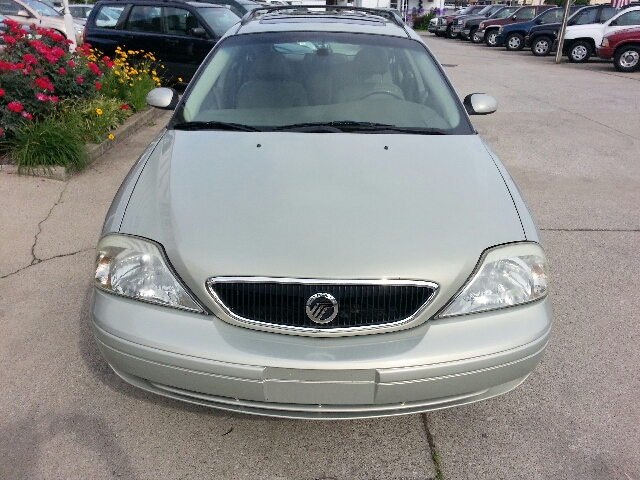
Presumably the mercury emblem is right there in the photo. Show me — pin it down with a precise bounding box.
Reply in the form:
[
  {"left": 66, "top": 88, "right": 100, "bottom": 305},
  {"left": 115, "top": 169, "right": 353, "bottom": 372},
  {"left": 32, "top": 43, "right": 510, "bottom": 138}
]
[{"left": 305, "top": 293, "right": 338, "bottom": 324}]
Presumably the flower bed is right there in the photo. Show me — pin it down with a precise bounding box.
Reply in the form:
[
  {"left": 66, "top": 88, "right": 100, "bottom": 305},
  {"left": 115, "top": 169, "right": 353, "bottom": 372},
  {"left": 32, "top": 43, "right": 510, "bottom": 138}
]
[{"left": 0, "top": 19, "right": 164, "bottom": 174}]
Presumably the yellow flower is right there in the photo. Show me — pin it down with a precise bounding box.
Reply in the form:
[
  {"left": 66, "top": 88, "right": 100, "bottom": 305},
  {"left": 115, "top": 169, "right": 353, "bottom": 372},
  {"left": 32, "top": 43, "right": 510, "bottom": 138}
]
[
  {"left": 178, "top": 77, "right": 183, "bottom": 82},
  {"left": 129, "top": 83, "right": 134, "bottom": 87},
  {"left": 96, "top": 108, "right": 103, "bottom": 115},
  {"left": 161, "top": 65, "right": 165, "bottom": 69},
  {"left": 108, "top": 134, "right": 115, "bottom": 140},
  {"left": 138, "top": 77, "right": 142, "bottom": 81}
]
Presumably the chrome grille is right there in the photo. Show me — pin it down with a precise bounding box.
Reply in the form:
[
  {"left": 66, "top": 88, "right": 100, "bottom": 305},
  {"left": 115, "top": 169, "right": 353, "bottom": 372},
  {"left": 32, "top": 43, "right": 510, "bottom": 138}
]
[{"left": 206, "top": 278, "right": 438, "bottom": 331}]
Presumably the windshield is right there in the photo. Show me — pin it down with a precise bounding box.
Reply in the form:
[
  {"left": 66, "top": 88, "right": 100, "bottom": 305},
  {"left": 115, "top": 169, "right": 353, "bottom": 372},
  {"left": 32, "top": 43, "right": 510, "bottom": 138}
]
[
  {"left": 196, "top": 7, "right": 240, "bottom": 36},
  {"left": 477, "top": 5, "right": 493, "bottom": 15},
  {"left": 176, "top": 32, "right": 470, "bottom": 134},
  {"left": 24, "top": 0, "right": 61, "bottom": 16},
  {"left": 492, "top": 7, "right": 519, "bottom": 19}
]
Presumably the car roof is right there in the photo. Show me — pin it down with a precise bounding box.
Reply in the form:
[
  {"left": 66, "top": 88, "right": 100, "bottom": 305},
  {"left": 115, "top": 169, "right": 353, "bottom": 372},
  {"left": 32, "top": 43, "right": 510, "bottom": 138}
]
[{"left": 232, "top": 6, "right": 411, "bottom": 37}]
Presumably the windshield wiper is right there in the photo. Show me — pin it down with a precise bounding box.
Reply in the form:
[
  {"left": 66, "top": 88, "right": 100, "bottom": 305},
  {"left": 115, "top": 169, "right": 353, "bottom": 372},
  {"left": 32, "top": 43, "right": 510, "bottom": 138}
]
[
  {"left": 173, "top": 121, "right": 261, "bottom": 132},
  {"left": 270, "top": 121, "right": 448, "bottom": 134}
]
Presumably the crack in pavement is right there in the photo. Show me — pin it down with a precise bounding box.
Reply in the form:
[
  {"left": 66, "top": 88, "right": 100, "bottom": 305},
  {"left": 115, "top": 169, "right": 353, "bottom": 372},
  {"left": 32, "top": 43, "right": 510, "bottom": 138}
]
[
  {"left": 0, "top": 181, "right": 96, "bottom": 280},
  {"left": 422, "top": 414, "right": 444, "bottom": 480},
  {"left": 0, "top": 248, "right": 94, "bottom": 280},
  {"left": 29, "top": 181, "right": 70, "bottom": 267}
]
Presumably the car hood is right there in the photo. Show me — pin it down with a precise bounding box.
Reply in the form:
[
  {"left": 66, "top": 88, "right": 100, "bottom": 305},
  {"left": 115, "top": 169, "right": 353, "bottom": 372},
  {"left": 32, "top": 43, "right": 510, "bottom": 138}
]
[{"left": 120, "top": 131, "right": 525, "bottom": 313}]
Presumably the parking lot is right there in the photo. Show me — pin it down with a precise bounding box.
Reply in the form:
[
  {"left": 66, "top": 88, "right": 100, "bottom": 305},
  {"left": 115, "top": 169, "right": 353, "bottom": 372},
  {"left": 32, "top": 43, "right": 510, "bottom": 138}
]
[{"left": 0, "top": 33, "right": 638, "bottom": 479}]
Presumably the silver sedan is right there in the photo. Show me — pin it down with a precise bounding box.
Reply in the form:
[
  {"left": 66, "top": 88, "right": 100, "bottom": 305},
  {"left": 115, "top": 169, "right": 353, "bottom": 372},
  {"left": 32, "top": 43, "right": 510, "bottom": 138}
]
[{"left": 91, "top": 6, "right": 552, "bottom": 419}]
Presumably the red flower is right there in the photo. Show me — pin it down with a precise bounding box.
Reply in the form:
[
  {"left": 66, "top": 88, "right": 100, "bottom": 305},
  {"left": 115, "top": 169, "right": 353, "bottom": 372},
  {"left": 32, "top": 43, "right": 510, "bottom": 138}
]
[
  {"left": 51, "top": 46, "right": 65, "bottom": 58},
  {"left": 95, "top": 81, "right": 102, "bottom": 90},
  {"left": 49, "top": 96, "right": 59, "bottom": 103},
  {"left": 23, "top": 53, "right": 38, "bottom": 65},
  {"left": 120, "top": 104, "right": 131, "bottom": 110},
  {"left": 45, "top": 54, "right": 58, "bottom": 64},
  {"left": 4, "top": 35, "right": 16, "bottom": 46},
  {"left": 58, "top": 67, "right": 66, "bottom": 74},
  {"left": 8, "top": 101, "right": 24, "bottom": 113},
  {"left": 0, "top": 128, "right": 3, "bottom": 137},
  {"left": 0, "top": 88, "right": 5, "bottom": 97},
  {"left": 67, "top": 60, "right": 76, "bottom": 68},
  {"left": 36, "top": 93, "right": 48, "bottom": 101},
  {"left": 21, "top": 111, "right": 34, "bottom": 120},
  {"left": 88, "top": 62, "right": 102, "bottom": 76},
  {"left": 76, "top": 75, "right": 84, "bottom": 83},
  {"left": 35, "top": 77, "right": 55, "bottom": 91},
  {"left": 16, "top": 62, "right": 24, "bottom": 69}
]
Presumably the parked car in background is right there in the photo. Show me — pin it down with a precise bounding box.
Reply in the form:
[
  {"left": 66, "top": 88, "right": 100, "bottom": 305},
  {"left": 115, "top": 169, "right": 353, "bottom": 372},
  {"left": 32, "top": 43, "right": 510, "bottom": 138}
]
[
  {"left": 563, "top": 5, "right": 640, "bottom": 62},
  {"left": 93, "top": 5, "right": 552, "bottom": 420},
  {"left": 84, "top": 0, "right": 240, "bottom": 81},
  {"left": 449, "top": 3, "right": 508, "bottom": 38},
  {"left": 496, "top": 6, "right": 581, "bottom": 51},
  {"left": 598, "top": 26, "right": 640, "bottom": 72},
  {"left": 433, "top": 4, "right": 485, "bottom": 38},
  {"left": 527, "top": 3, "right": 637, "bottom": 57},
  {"left": 0, "top": 0, "right": 84, "bottom": 43},
  {"left": 67, "top": 3, "right": 93, "bottom": 19},
  {"left": 477, "top": 5, "right": 554, "bottom": 47},
  {"left": 460, "top": 5, "right": 519, "bottom": 43},
  {"left": 199, "top": 0, "right": 261, "bottom": 17},
  {"left": 524, "top": 5, "right": 605, "bottom": 56}
]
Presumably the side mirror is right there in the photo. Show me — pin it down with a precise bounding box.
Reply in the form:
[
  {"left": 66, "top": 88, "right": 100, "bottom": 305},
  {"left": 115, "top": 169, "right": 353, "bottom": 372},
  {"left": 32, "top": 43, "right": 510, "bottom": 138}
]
[
  {"left": 609, "top": 20, "right": 617, "bottom": 26},
  {"left": 146, "top": 87, "right": 179, "bottom": 110},
  {"left": 463, "top": 93, "right": 497, "bottom": 115},
  {"left": 17, "top": 9, "right": 30, "bottom": 16},
  {"left": 511, "top": 15, "right": 517, "bottom": 20},
  {"left": 535, "top": 19, "right": 542, "bottom": 24},
  {"left": 190, "top": 27, "right": 207, "bottom": 38}
]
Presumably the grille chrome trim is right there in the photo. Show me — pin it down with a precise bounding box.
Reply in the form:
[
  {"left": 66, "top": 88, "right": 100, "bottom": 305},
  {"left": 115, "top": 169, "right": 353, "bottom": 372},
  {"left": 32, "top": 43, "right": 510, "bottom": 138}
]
[{"left": 205, "top": 277, "right": 439, "bottom": 336}]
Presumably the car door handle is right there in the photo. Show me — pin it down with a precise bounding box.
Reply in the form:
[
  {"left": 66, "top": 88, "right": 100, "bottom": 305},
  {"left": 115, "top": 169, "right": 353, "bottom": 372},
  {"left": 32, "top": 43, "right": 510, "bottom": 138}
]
[{"left": 165, "top": 39, "right": 180, "bottom": 45}]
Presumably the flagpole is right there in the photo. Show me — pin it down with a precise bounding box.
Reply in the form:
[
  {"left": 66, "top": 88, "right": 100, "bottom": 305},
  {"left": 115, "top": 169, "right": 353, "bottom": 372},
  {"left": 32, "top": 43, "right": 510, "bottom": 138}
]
[
  {"left": 62, "top": 0, "right": 77, "bottom": 52},
  {"left": 555, "top": 0, "right": 573, "bottom": 64}
]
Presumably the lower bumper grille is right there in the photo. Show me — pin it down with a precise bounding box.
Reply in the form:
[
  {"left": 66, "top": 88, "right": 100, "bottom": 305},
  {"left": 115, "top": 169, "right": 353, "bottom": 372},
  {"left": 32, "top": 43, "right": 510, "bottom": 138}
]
[{"left": 206, "top": 278, "right": 438, "bottom": 331}]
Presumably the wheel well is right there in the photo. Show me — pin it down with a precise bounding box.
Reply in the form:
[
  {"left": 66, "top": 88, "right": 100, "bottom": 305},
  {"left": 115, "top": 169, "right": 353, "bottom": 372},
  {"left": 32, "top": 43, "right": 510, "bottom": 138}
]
[
  {"left": 572, "top": 37, "right": 596, "bottom": 52},
  {"left": 614, "top": 42, "right": 640, "bottom": 56}
]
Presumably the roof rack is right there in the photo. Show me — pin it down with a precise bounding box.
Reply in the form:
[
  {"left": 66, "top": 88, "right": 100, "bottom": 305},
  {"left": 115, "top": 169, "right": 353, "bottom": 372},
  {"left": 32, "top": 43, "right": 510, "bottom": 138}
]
[{"left": 240, "top": 5, "right": 406, "bottom": 28}]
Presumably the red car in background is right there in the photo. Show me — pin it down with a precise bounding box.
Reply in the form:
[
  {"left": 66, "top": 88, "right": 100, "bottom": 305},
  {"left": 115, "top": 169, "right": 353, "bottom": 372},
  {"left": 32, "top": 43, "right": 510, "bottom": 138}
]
[{"left": 598, "top": 26, "right": 640, "bottom": 72}]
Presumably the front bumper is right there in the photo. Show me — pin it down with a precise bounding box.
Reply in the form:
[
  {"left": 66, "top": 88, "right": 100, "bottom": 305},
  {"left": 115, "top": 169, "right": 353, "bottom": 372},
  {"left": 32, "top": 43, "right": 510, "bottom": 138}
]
[
  {"left": 597, "top": 46, "right": 614, "bottom": 59},
  {"left": 436, "top": 24, "right": 449, "bottom": 33},
  {"left": 92, "top": 289, "right": 553, "bottom": 419},
  {"left": 475, "top": 29, "right": 486, "bottom": 40},
  {"left": 451, "top": 25, "right": 463, "bottom": 35}
]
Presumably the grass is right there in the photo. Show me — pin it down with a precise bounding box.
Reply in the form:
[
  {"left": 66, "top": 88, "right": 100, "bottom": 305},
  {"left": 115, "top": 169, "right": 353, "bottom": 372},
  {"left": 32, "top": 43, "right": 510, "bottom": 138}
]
[{"left": 9, "top": 117, "right": 88, "bottom": 174}]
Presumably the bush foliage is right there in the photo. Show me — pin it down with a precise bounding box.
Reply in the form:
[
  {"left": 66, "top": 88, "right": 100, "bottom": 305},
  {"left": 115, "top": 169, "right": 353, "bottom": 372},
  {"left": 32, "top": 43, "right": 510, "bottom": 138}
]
[{"left": 0, "top": 18, "right": 164, "bottom": 170}]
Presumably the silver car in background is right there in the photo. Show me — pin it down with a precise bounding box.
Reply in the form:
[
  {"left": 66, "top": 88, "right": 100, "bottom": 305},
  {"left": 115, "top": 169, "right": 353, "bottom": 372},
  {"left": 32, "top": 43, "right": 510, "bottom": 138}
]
[{"left": 91, "top": 6, "right": 552, "bottom": 419}]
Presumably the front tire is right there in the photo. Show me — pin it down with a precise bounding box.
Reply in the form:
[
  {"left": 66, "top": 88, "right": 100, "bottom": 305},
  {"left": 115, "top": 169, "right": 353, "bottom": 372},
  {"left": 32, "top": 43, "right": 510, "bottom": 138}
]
[
  {"left": 505, "top": 33, "right": 524, "bottom": 51},
  {"left": 613, "top": 46, "right": 640, "bottom": 72},
  {"left": 568, "top": 40, "right": 591, "bottom": 63},
  {"left": 531, "top": 36, "right": 552, "bottom": 56},
  {"left": 485, "top": 30, "right": 499, "bottom": 47},
  {"left": 470, "top": 28, "right": 481, "bottom": 44}
]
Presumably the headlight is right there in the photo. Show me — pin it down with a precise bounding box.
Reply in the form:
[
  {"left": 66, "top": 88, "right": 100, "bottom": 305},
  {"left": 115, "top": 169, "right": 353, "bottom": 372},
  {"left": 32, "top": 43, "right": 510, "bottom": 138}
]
[
  {"left": 94, "top": 234, "right": 205, "bottom": 313},
  {"left": 601, "top": 37, "right": 609, "bottom": 47},
  {"left": 438, "top": 243, "right": 549, "bottom": 318},
  {"left": 498, "top": 26, "right": 504, "bottom": 34},
  {"left": 479, "top": 22, "right": 485, "bottom": 29}
]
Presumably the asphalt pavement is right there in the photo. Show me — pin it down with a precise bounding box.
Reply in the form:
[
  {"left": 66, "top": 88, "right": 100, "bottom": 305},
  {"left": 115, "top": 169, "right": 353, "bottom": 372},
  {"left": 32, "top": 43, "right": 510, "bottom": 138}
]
[{"left": 0, "top": 36, "right": 638, "bottom": 480}]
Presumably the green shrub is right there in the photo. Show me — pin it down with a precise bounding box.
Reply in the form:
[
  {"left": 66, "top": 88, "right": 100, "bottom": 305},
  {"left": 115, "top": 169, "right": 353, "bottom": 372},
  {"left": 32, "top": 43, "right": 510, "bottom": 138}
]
[
  {"left": 8, "top": 117, "right": 88, "bottom": 173},
  {"left": 59, "top": 97, "right": 132, "bottom": 143},
  {"left": 413, "top": 12, "right": 436, "bottom": 31}
]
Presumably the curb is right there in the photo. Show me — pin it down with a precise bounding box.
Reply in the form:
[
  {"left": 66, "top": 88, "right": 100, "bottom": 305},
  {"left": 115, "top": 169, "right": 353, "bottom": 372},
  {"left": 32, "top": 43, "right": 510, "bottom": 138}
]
[{"left": 0, "top": 107, "right": 165, "bottom": 182}]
